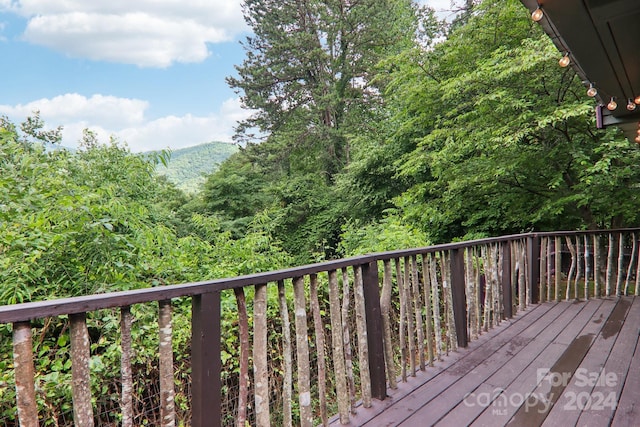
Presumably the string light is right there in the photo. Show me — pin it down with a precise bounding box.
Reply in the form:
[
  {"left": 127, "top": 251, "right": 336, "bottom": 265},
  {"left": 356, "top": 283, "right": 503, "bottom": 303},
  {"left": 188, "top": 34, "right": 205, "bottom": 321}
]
[
  {"left": 635, "top": 95, "right": 640, "bottom": 105},
  {"left": 627, "top": 99, "right": 637, "bottom": 111},
  {"left": 586, "top": 83, "right": 597, "bottom": 97},
  {"left": 607, "top": 97, "right": 617, "bottom": 111},
  {"left": 559, "top": 53, "right": 570, "bottom": 68},
  {"left": 531, "top": 7, "right": 544, "bottom": 22}
]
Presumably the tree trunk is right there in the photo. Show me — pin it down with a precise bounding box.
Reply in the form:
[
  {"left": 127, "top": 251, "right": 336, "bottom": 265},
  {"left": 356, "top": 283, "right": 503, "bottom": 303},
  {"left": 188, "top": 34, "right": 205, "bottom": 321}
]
[
  {"left": 546, "top": 239, "right": 552, "bottom": 302},
  {"left": 594, "top": 235, "right": 601, "bottom": 296},
  {"left": 539, "top": 238, "right": 547, "bottom": 303},
  {"left": 310, "top": 274, "right": 328, "bottom": 426},
  {"left": 442, "top": 252, "right": 457, "bottom": 351},
  {"left": 253, "top": 284, "right": 270, "bottom": 426},
  {"left": 341, "top": 268, "right": 356, "bottom": 412},
  {"left": 293, "top": 277, "right": 313, "bottom": 426},
  {"left": 616, "top": 233, "right": 625, "bottom": 296},
  {"left": 482, "top": 246, "right": 492, "bottom": 332},
  {"left": 277, "top": 280, "right": 293, "bottom": 427},
  {"left": 421, "top": 255, "right": 435, "bottom": 366},
  {"left": 396, "top": 258, "right": 407, "bottom": 381},
  {"left": 554, "top": 238, "right": 561, "bottom": 302},
  {"left": 566, "top": 237, "right": 576, "bottom": 300},
  {"left": 606, "top": 233, "right": 615, "bottom": 296},
  {"left": 465, "top": 249, "right": 477, "bottom": 339},
  {"left": 429, "top": 254, "right": 442, "bottom": 360},
  {"left": 158, "top": 300, "right": 175, "bottom": 427},
  {"left": 328, "top": 270, "right": 350, "bottom": 424},
  {"left": 476, "top": 248, "right": 483, "bottom": 329},
  {"left": 380, "top": 261, "right": 397, "bottom": 387},
  {"left": 403, "top": 257, "right": 415, "bottom": 376},
  {"left": 13, "top": 321, "right": 38, "bottom": 427},
  {"left": 120, "top": 307, "right": 133, "bottom": 427},
  {"left": 624, "top": 233, "right": 637, "bottom": 296},
  {"left": 496, "top": 244, "right": 504, "bottom": 323},
  {"left": 584, "top": 235, "right": 590, "bottom": 300},
  {"left": 575, "top": 237, "right": 583, "bottom": 299},
  {"left": 234, "top": 288, "right": 249, "bottom": 427},
  {"left": 490, "top": 244, "right": 501, "bottom": 326},
  {"left": 353, "top": 266, "right": 372, "bottom": 408},
  {"left": 411, "top": 256, "right": 425, "bottom": 371},
  {"left": 70, "top": 313, "right": 94, "bottom": 427}
]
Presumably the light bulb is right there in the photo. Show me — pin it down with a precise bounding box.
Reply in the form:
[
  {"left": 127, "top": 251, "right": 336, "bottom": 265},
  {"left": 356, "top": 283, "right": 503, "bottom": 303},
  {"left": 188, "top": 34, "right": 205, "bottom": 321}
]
[
  {"left": 627, "top": 99, "right": 637, "bottom": 111},
  {"left": 635, "top": 135, "right": 640, "bottom": 144},
  {"left": 559, "top": 53, "right": 570, "bottom": 68},
  {"left": 607, "top": 98, "right": 617, "bottom": 111},
  {"left": 586, "top": 84, "right": 597, "bottom": 97},
  {"left": 635, "top": 95, "right": 640, "bottom": 105},
  {"left": 531, "top": 7, "right": 544, "bottom": 22}
]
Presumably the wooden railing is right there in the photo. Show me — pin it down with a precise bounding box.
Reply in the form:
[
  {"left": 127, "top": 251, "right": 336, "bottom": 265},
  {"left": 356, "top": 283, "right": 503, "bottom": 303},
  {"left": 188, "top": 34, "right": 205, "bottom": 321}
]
[{"left": 1, "top": 229, "right": 639, "bottom": 426}]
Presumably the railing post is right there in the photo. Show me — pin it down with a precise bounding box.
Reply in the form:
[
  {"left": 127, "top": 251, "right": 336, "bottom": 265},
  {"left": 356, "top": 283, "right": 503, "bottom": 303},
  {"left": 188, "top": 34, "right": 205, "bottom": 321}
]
[
  {"left": 527, "top": 235, "right": 541, "bottom": 304},
  {"left": 501, "top": 241, "right": 513, "bottom": 319},
  {"left": 450, "top": 249, "right": 468, "bottom": 348},
  {"left": 361, "top": 261, "right": 387, "bottom": 400},
  {"left": 70, "top": 313, "right": 94, "bottom": 427},
  {"left": 191, "top": 291, "right": 221, "bottom": 427},
  {"left": 13, "top": 321, "right": 38, "bottom": 427}
]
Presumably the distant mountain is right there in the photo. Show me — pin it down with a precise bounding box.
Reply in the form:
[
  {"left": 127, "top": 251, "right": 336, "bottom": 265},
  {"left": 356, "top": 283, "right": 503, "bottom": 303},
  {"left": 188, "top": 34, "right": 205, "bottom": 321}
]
[{"left": 153, "top": 142, "right": 238, "bottom": 193}]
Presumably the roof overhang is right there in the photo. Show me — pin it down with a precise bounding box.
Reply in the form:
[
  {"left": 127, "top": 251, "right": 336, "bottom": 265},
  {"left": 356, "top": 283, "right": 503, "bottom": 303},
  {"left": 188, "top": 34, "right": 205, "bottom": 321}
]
[{"left": 519, "top": 0, "right": 640, "bottom": 142}]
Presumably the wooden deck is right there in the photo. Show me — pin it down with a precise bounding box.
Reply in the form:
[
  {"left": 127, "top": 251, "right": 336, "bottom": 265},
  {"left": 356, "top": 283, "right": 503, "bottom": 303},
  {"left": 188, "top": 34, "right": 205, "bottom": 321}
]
[{"left": 331, "top": 296, "right": 640, "bottom": 427}]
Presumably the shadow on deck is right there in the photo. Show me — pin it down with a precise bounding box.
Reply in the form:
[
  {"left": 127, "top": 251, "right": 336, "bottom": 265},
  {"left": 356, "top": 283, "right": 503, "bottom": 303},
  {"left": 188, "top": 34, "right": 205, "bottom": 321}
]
[{"left": 332, "top": 296, "right": 640, "bottom": 427}]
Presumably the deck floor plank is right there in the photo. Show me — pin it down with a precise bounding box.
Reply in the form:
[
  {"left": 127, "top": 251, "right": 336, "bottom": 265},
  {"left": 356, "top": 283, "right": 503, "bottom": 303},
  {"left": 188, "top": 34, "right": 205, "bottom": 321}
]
[
  {"left": 541, "top": 298, "right": 629, "bottom": 427},
  {"left": 501, "top": 298, "right": 620, "bottom": 427},
  {"left": 333, "top": 297, "right": 639, "bottom": 427},
  {"left": 610, "top": 327, "right": 640, "bottom": 427},
  {"left": 328, "top": 309, "right": 534, "bottom": 426},
  {"left": 407, "top": 300, "right": 593, "bottom": 426},
  {"left": 575, "top": 297, "right": 640, "bottom": 426},
  {"left": 369, "top": 302, "right": 571, "bottom": 426},
  {"left": 437, "top": 299, "right": 606, "bottom": 427},
  {"left": 329, "top": 303, "right": 555, "bottom": 426}
]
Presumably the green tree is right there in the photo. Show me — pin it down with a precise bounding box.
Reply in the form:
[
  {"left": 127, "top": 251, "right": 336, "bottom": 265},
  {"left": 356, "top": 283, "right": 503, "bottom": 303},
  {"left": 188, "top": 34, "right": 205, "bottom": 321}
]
[
  {"left": 207, "top": 0, "right": 420, "bottom": 261},
  {"left": 384, "top": 0, "right": 640, "bottom": 242},
  {"left": 0, "top": 118, "right": 206, "bottom": 302},
  {"left": 230, "top": 0, "right": 416, "bottom": 172}
]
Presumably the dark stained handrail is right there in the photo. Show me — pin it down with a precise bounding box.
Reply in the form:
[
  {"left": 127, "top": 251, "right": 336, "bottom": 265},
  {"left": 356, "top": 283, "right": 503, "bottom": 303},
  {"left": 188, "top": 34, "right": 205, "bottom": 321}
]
[{"left": 1, "top": 229, "right": 638, "bottom": 324}]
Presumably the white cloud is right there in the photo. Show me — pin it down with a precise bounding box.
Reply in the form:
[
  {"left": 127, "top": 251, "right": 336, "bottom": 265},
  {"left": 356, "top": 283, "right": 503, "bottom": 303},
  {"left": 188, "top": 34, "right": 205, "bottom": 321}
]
[
  {"left": 0, "top": 94, "right": 251, "bottom": 152},
  {"left": 1, "top": 94, "right": 148, "bottom": 128},
  {"left": 4, "top": 0, "right": 246, "bottom": 67},
  {"left": 116, "top": 109, "right": 245, "bottom": 152}
]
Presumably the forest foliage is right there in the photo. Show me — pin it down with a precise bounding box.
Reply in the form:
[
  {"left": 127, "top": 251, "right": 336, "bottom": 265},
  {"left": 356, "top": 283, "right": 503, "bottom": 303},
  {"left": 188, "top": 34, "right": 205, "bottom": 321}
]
[
  {"left": 2, "top": 0, "right": 640, "bottom": 423},
  {"left": 202, "top": 0, "right": 640, "bottom": 262}
]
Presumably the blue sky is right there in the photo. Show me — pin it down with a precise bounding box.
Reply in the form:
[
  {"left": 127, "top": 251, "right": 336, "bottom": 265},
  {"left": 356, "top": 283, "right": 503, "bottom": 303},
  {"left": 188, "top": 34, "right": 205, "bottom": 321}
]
[{"left": 0, "top": 0, "right": 452, "bottom": 152}]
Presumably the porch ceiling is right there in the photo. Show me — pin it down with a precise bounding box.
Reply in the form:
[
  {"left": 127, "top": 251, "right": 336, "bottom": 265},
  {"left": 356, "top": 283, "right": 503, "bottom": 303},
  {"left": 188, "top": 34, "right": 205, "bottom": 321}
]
[{"left": 519, "top": 0, "right": 640, "bottom": 142}]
